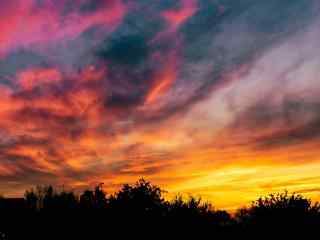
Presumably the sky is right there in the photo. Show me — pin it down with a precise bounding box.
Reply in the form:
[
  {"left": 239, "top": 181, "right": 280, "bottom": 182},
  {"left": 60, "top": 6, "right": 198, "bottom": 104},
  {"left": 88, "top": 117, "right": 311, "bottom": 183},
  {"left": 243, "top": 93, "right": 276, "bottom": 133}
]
[{"left": 0, "top": 0, "right": 320, "bottom": 209}]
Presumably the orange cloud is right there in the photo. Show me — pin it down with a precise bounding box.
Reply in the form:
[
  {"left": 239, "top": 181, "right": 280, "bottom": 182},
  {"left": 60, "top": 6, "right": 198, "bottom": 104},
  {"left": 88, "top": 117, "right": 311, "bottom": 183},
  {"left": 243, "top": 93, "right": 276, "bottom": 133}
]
[
  {"left": 0, "top": 0, "right": 319, "bottom": 211},
  {"left": 18, "top": 68, "right": 62, "bottom": 90},
  {"left": 162, "top": 0, "right": 198, "bottom": 30},
  {"left": 145, "top": 54, "right": 178, "bottom": 105}
]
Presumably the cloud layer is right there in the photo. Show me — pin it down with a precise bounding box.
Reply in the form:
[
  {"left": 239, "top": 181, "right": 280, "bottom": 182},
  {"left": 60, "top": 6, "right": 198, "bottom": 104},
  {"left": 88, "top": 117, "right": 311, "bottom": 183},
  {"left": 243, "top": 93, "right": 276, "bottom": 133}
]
[{"left": 0, "top": 0, "right": 320, "bottom": 209}]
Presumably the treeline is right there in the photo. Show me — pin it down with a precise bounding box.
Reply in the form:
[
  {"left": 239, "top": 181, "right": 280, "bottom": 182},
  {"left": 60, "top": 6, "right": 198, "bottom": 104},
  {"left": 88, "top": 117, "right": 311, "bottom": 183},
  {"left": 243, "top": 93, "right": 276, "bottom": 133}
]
[{"left": 0, "top": 179, "right": 319, "bottom": 239}]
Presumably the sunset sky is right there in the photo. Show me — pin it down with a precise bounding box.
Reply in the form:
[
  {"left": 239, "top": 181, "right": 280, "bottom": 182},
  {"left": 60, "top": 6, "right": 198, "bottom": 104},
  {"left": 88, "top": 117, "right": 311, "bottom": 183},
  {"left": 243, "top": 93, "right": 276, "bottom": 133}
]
[{"left": 0, "top": 0, "right": 320, "bottom": 210}]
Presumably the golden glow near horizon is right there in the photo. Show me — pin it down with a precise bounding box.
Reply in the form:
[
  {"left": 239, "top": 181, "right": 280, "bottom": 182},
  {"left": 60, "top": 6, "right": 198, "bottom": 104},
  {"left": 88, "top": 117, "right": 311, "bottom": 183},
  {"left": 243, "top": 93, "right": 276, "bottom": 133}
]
[{"left": 0, "top": 0, "right": 320, "bottom": 210}]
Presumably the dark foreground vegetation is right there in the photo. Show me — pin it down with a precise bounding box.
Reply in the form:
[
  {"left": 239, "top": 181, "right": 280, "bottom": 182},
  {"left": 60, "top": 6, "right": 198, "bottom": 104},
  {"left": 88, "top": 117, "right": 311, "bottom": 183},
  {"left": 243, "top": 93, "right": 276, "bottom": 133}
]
[{"left": 0, "top": 179, "right": 319, "bottom": 239}]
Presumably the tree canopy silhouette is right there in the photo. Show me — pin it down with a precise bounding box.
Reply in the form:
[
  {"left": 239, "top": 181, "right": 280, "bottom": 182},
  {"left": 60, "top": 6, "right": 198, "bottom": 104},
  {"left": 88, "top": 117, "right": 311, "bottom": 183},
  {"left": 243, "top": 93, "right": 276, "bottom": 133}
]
[
  {"left": 0, "top": 179, "right": 319, "bottom": 239},
  {"left": 236, "top": 191, "right": 320, "bottom": 231}
]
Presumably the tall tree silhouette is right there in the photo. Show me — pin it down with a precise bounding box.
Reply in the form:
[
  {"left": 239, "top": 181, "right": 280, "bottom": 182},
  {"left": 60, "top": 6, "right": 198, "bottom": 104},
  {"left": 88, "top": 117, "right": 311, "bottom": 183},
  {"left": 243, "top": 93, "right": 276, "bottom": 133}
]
[
  {"left": 79, "top": 183, "right": 107, "bottom": 210},
  {"left": 108, "top": 178, "right": 166, "bottom": 219}
]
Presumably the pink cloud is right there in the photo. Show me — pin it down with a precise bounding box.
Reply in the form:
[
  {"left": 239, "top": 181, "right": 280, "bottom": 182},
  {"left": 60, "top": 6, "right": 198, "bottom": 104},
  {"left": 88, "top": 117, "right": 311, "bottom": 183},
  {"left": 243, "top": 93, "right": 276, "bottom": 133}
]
[
  {"left": 162, "top": 0, "right": 198, "bottom": 30},
  {"left": 0, "top": 0, "right": 127, "bottom": 56}
]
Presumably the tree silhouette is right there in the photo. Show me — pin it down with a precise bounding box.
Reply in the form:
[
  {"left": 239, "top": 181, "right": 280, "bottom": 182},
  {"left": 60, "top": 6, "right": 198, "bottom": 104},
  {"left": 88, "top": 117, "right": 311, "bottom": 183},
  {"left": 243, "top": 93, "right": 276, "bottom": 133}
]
[
  {"left": 108, "top": 178, "right": 166, "bottom": 220},
  {"left": 79, "top": 183, "right": 107, "bottom": 210},
  {"left": 235, "top": 191, "right": 320, "bottom": 235},
  {"left": 25, "top": 186, "right": 78, "bottom": 212},
  {"left": 0, "top": 180, "right": 319, "bottom": 239},
  {"left": 25, "top": 188, "right": 38, "bottom": 211}
]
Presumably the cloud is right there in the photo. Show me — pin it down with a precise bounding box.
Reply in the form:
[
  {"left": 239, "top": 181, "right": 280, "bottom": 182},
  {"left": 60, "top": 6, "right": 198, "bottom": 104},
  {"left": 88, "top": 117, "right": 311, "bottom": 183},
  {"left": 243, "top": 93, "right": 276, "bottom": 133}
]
[
  {"left": 98, "top": 34, "right": 150, "bottom": 66},
  {"left": 226, "top": 98, "right": 320, "bottom": 149},
  {"left": 0, "top": 50, "right": 48, "bottom": 80},
  {"left": 216, "top": 16, "right": 320, "bottom": 152},
  {"left": 161, "top": 0, "right": 198, "bottom": 31},
  {"left": 0, "top": 0, "right": 127, "bottom": 54},
  {"left": 0, "top": 0, "right": 320, "bottom": 207}
]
